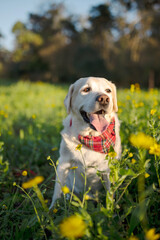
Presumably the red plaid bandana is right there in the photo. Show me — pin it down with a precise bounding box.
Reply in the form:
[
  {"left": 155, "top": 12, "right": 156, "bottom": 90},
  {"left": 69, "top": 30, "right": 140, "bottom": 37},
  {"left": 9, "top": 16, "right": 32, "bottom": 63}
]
[{"left": 78, "top": 119, "right": 116, "bottom": 154}]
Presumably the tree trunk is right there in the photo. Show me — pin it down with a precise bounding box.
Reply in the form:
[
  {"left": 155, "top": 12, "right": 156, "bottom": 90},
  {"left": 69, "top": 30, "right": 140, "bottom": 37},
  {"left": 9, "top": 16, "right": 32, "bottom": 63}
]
[{"left": 148, "top": 69, "right": 155, "bottom": 89}]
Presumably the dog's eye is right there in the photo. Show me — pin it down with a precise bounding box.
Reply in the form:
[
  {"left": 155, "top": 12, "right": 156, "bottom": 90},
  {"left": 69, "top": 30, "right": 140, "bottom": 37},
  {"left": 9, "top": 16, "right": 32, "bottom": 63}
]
[
  {"left": 83, "top": 87, "right": 91, "bottom": 93},
  {"left": 105, "top": 88, "right": 111, "bottom": 93}
]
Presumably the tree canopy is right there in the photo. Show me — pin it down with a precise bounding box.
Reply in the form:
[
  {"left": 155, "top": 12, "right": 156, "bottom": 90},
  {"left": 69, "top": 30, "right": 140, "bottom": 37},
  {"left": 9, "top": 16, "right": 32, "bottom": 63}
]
[{"left": 0, "top": 1, "right": 159, "bottom": 87}]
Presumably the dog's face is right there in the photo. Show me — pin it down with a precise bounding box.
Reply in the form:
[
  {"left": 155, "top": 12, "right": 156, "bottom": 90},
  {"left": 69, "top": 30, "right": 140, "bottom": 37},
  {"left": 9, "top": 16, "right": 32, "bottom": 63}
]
[{"left": 64, "top": 77, "right": 118, "bottom": 132}]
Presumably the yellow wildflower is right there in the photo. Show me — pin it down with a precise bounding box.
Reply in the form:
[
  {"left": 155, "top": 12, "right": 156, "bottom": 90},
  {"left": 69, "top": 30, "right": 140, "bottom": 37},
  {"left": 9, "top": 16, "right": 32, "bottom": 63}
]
[
  {"left": 131, "top": 159, "right": 136, "bottom": 164},
  {"left": 129, "top": 236, "right": 139, "bottom": 240},
  {"left": 149, "top": 88, "right": 154, "bottom": 94},
  {"left": 61, "top": 186, "right": 70, "bottom": 194},
  {"left": 129, "top": 133, "right": 155, "bottom": 149},
  {"left": 132, "top": 100, "right": 136, "bottom": 105},
  {"left": 51, "top": 147, "right": 58, "bottom": 151},
  {"left": 59, "top": 215, "right": 86, "bottom": 239},
  {"left": 135, "top": 83, "right": 141, "bottom": 92},
  {"left": 135, "top": 103, "right": 139, "bottom": 108},
  {"left": 53, "top": 208, "right": 58, "bottom": 214},
  {"left": 145, "top": 173, "right": 150, "bottom": 178},
  {"left": 47, "top": 156, "right": 51, "bottom": 160},
  {"left": 51, "top": 104, "right": 55, "bottom": 108},
  {"left": 145, "top": 228, "right": 160, "bottom": 240},
  {"left": 130, "top": 84, "right": 135, "bottom": 93},
  {"left": 22, "top": 170, "right": 27, "bottom": 176},
  {"left": 126, "top": 95, "right": 131, "bottom": 100},
  {"left": 32, "top": 114, "right": 36, "bottom": 119},
  {"left": 4, "top": 105, "right": 9, "bottom": 109},
  {"left": 128, "top": 153, "right": 133, "bottom": 158},
  {"left": 150, "top": 109, "right": 157, "bottom": 115},
  {"left": 84, "top": 195, "right": 91, "bottom": 200},
  {"left": 118, "top": 101, "right": 123, "bottom": 106},
  {"left": 75, "top": 144, "right": 82, "bottom": 151},
  {"left": 149, "top": 144, "right": 160, "bottom": 156},
  {"left": 118, "top": 108, "right": 122, "bottom": 114},
  {"left": 13, "top": 182, "right": 16, "bottom": 186},
  {"left": 22, "top": 176, "right": 44, "bottom": 189},
  {"left": 153, "top": 100, "right": 158, "bottom": 107},
  {"left": 108, "top": 151, "right": 117, "bottom": 158},
  {"left": 139, "top": 102, "right": 144, "bottom": 107},
  {"left": 0, "top": 110, "right": 5, "bottom": 115},
  {"left": 70, "top": 166, "right": 78, "bottom": 170},
  {"left": 2, "top": 204, "right": 8, "bottom": 210}
]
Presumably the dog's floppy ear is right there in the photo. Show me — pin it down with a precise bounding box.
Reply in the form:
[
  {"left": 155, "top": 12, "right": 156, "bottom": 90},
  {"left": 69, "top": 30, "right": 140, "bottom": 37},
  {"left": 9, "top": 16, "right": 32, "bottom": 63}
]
[
  {"left": 111, "top": 82, "right": 118, "bottom": 112},
  {"left": 64, "top": 84, "right": 74, "bottom": 114}
]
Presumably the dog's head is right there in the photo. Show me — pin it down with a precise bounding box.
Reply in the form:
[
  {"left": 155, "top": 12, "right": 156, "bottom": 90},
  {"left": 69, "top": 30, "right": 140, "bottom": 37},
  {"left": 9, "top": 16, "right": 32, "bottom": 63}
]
[{"left": 64, "top": 77, "right": 118, "bottom": 132}]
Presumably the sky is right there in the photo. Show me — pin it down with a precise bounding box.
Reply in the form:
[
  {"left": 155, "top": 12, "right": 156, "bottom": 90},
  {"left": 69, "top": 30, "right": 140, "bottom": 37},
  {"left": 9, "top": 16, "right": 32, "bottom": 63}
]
[{"left": 0, "top": 0, "right": 105, "bottom": 50}]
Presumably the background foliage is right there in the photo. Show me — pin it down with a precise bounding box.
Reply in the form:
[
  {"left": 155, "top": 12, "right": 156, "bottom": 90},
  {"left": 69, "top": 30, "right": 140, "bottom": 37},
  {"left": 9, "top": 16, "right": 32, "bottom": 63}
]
[{"left": 0, "top": 0, "right": 160, "bottom": 88}]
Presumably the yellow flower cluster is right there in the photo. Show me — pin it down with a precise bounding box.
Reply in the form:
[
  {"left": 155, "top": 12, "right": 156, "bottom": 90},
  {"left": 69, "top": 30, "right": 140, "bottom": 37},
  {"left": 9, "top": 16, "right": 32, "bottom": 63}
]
[
  {"left": 0, "top": 110, "right": 8, "bottom": 118},
  {"left": 108, "top": 151, "right": 117, "bottom": 158},
  {"left": 59, "top": 215, "right": 86, "bottom": 239},
  {"left": 153, "top": 100, "right": 158, "bottom": 107},
  {"left": 22, "top": 176, "right": 44, "bottom": 189},
  {"left": 118, "top": 101, "right": 125, "bottom": 107},
  {"left": 132, "top": 100, "right": 144, "bottom": 108},
  {"left": 130, "top": 83, "right": 141, "bottom": 93},
  {"left": 149, "top": 88, "right": 158, "bottom": 95}
]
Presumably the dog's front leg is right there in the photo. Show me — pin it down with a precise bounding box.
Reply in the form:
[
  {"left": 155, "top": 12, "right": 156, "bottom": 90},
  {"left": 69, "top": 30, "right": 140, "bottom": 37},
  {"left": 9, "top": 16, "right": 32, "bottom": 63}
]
[{"left": 50, "top": 162, "right": 70, "bottom": 209}]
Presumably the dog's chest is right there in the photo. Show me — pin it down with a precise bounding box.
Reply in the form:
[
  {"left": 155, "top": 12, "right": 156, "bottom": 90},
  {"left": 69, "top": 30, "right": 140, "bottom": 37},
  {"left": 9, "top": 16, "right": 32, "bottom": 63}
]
[
  {"left": 70, "top": 143, "right": 108, "bottom": 171},
  {"left": 61, "top": 131, "right": 109, "bottom": 169}
]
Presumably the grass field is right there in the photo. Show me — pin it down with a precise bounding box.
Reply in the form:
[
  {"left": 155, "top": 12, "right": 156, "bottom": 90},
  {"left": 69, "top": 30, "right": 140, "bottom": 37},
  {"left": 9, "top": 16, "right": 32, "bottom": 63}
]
[{"left": 0, "top": 80, "right": 160, "bottom": 240}]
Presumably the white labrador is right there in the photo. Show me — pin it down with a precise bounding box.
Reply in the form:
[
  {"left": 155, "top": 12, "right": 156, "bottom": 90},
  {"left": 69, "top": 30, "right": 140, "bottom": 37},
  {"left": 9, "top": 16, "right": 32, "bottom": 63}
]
[{"left": 50, "top": 77, "right": 121, "bottom": 208}]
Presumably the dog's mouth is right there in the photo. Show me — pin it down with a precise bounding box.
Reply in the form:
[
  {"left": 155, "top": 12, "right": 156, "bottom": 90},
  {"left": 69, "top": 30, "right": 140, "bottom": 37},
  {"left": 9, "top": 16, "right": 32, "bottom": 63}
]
[{"left": 80, "top": 109, "right": 108, "bottom": 133}]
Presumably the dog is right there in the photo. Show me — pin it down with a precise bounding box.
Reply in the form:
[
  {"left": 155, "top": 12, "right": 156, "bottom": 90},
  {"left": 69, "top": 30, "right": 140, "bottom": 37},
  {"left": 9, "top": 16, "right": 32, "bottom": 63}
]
[{"left": 50, "top": 77, "right": 121, "bottom": 208}]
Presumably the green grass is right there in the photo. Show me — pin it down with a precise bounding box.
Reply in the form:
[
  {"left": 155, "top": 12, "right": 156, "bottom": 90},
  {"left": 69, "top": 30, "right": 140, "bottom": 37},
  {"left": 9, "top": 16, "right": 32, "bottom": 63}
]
[{"left": 0, "top": 80, "right": 160, "bottom": 240}]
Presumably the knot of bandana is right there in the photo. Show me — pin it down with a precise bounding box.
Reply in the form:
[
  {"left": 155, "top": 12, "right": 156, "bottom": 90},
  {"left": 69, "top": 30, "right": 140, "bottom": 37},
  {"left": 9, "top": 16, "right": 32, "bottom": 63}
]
[{"left": 78, "top": 119, "right": 116, "bottom": 154}]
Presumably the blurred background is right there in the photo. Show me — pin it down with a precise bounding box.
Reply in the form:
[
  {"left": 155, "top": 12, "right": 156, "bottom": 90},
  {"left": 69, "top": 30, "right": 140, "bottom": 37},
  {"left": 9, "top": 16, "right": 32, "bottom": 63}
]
[{"left": 0, "top": 0, "right": 160, "bottom": 88}]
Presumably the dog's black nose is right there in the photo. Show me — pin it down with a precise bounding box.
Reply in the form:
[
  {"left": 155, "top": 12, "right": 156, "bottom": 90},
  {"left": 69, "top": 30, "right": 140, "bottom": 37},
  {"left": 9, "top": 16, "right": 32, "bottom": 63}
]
[{"left": 96, "top": 94, "right": 109, "bottom": 105}]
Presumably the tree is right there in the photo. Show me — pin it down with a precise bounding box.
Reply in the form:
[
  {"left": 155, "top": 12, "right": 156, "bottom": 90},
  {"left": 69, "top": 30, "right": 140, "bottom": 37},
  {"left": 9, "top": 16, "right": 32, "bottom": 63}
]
[
  {"left": 117, "top": 0, "right": 160, "bottom": 88},
  {"left": 4, "top": 1, "right": 160, "bottom": 87}
]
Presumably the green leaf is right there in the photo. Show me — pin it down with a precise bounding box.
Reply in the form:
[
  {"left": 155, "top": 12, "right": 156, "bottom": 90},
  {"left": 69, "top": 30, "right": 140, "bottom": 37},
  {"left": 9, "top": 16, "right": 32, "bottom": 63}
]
[
  {"left": 129, "top": 198, "right": 150, "bottom": 235},
  {"left": 144, "top": 159, "right": 151, "bottom": 169},
  {"left": 70, "top": 200, "right": 80, "bottom": 207},
  {"left": 119, "top": 168, "right": 135, "bottom": 176}
]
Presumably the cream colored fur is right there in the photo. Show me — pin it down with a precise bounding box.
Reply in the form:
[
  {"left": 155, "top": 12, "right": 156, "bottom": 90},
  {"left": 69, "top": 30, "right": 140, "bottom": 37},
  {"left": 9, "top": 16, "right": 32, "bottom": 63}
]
[{"left": 50, "top": 77, "right": 121, "bottom": 208}]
